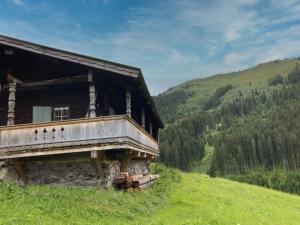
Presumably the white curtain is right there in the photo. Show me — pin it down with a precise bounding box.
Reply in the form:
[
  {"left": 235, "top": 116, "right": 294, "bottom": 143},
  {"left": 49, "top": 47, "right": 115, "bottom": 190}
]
[{"left": 32, "top": 106, "right": 52, "bottom": 123}]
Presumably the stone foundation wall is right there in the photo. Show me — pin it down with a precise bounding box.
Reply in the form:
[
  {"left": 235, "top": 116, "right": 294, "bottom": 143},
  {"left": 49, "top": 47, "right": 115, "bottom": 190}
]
[
  {"left": 0, "top": 161, "right": 23, "bottom": 185},
  {"left": 26, "top": 159, "right": 99, "bottom": 187},
  {"left": 128, "top": 159, "right": 150, "bottom": 176},
  {"left": 102, "top": 160, "right": 120, "bottom": 187},
  {"left": 0, "top": 156, "right": 151, "bottom": 188}
]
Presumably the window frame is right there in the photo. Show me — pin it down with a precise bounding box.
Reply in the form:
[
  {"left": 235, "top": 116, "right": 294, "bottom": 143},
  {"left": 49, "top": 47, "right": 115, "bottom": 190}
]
[{"left": 52, "top": 106, "right": 70, "bottom": 121}]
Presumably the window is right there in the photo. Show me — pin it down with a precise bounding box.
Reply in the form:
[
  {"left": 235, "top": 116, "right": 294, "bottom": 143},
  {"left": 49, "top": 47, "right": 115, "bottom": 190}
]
[{"left": 53, "top": 107, "right": 69, "bottom": 121}]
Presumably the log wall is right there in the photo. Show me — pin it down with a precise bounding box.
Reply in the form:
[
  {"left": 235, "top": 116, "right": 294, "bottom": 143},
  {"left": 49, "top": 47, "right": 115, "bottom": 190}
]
[
  {"left": 17, "top": 84, "right": 89, "bottom": 124},
  {"left": 0, "top": 93, "right": 8, "bottom": 126},
  {"left": 0, "top": 84, "right": 89, "bottom": 126}
]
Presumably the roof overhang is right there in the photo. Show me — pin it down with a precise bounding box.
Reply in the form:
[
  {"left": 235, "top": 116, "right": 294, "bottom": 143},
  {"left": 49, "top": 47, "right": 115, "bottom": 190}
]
[{"left": 0, "top": 35, "right": 139, "bottom": 78}]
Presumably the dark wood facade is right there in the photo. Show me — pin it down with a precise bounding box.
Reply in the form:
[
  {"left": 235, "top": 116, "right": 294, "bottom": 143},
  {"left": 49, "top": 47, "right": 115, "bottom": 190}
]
[
  {"left": 0, "top": 83, "right": 87, "bottom": 125},
  {"left": 0, "top": 35, "right": 163, "bottom": 161}
]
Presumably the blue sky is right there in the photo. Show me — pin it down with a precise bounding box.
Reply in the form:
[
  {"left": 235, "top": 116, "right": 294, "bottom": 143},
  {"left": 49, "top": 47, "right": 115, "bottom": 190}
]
[{"left": 1, "top": 0, "right": 300, "bottom": 95}]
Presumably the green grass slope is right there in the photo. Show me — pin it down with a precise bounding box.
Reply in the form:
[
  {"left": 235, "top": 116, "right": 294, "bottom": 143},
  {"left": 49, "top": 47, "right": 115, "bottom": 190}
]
[
  {"left": 1, "top": 165, "right": 299, "bottom": 225},
  {"left": 147, "top": 173, "right": 300, "bottom": 225},
  {"left": 155, "top": 58, "right": 300, "bottom": 124}
]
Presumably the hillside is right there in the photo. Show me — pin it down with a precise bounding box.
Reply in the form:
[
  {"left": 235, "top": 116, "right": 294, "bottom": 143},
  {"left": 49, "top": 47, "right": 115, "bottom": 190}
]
[
  {"left": 156, "top": 58, "right": 300, "bottom": 193},
  {"left": 155, "top": 58, "right": 300, "bottom": 124},
  {"left": 0, "top": 165, "right": 299, "bottom": 225},
  {"left": 150, "top": 174, "right": 300, "bottom": 225}
]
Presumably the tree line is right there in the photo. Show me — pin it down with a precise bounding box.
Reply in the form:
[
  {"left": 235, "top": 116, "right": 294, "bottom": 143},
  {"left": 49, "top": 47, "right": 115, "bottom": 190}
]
[
  {"left": 209, "top": 65, "right": 300, "bottom": 176},
  {"left": 159, "top": 64, "right": 300, "bottom": 173},
  {"left": 159, "top": 112, "right": 216, "bottom": 171}
]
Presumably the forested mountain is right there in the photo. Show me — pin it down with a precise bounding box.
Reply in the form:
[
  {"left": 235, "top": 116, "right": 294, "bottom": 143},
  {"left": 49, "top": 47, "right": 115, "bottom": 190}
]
[
  {"left": 155, "top": 58, "right": 299, "bottom": 124},
  {"left": 155, "top": 58, "right": 300, "bottom": 194}
]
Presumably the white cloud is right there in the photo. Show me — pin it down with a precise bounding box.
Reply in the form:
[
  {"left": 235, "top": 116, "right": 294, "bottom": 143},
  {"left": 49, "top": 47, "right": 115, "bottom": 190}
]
[
  {"left": 237, "top": 0, "right": 259, "bottom": 5},
  {"left": 11, "top": 0, "right": 24, "bottom": 6},
  {"left": 176, "top": 0, "right": 259, "bottom": 43},
  {"left": 224, "top": 53, "right": 250, "bottom": 66}
]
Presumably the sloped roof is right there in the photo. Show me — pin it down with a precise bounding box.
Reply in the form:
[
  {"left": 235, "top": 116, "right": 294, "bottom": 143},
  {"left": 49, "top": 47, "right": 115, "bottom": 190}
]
[{"left": 0, "top": 34, "right": 163, "bottom": 128}]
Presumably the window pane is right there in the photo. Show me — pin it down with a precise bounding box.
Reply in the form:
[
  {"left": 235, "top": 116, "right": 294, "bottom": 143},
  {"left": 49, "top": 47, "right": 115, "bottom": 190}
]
[
  {"left": 54, "top": 109, "right": 60, "bottom": 117},
  {"left": 53, "top": 107, "right": 69, "bottom": 121}
]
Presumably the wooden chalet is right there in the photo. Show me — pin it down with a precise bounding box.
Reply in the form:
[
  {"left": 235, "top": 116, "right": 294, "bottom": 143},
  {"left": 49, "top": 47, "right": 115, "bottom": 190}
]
[{"left": 0, "top": 35, "right": 163, "bottom": 187}]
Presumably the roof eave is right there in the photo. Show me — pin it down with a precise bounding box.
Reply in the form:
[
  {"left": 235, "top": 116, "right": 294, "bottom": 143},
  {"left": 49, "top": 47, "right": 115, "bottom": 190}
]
[
  {"left": 138, "top": 69, "right": 164, "bottom": 129},
  {"left": 0, "top": 34, "right": 139, "bottom": 78}
]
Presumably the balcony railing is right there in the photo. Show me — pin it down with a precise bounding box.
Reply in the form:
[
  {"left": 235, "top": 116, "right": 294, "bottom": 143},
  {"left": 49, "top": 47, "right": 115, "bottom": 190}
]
[{"left": 0, "top": 115, "right": 158, "bottom": 159}]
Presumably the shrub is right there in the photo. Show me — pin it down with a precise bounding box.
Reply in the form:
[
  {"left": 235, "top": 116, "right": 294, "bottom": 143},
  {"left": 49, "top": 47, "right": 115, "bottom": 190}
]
[
  {"left": 229, "top": 173, "right": 270, "bottom": 188},
  {"left": 287, "top": 64, "right": 300, "bottom": 84},
  {"left": 228, "top": 171, "right": 300, "bottom": 195},
  {"left": 268, "top": 74, "right": 284, "bottom": 86}
]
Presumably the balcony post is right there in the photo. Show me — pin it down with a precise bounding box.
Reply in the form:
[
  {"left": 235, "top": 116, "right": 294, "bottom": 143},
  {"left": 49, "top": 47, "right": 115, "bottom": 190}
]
[
  {"left": 126, "top": 87, "right": 131, "bottom": 117},
  {"left": 141, "top": 108, "right": 145, "bottom": 129},
  {"left": 88, "top": 70, "right": 96, "bottom": 118},
  {"left": 7, "top": 79, "right": 16, "bottom": 126}
]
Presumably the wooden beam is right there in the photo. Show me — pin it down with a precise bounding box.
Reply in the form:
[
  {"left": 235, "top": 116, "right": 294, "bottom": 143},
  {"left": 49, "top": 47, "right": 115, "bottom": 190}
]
[
  {"left": 12, "top": 159, "right": 27, "bottom": 184},
  {"left": 91, "top": 151, "right": 106, "bottom": 178},
  {"left": 132, "top": 175, "right": 151, "bottom": 187},
  {"left": 23, "top": 75, "right": 88, "bottom": 87},
  {"left": 2, "top": 75, "right": 89, "bottom": 90},
  {"left": 7, "top": 74, "right": 24, "bottom": 85},
  {"left": 91, "top": 150, "right": 98, "bottom": 159},
  {"left": 120, "top": 154, "right": 132, "bottom": 172},
  {"left": 133, "top": 151, "right": 141, "bottom": 158},
  {"left": 95, "top": 157, "right": 104, "bottom": 178}
]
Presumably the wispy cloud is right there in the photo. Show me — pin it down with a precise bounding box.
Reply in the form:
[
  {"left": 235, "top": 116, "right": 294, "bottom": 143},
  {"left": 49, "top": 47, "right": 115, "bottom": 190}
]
[{"left": 11, "top": 0, "right": 25, "bottom": 6}]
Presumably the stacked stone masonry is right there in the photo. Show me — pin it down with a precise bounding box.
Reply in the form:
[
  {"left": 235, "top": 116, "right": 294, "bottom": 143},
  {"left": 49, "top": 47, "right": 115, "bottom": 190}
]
[{"left": 0, "top": 155, "right": 150, "bottom": 188}]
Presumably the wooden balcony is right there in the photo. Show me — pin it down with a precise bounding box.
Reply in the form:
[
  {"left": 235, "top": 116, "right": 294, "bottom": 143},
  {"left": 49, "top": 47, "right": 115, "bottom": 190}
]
[{"left": 0, "top": 115, "right": 159, "bottom": 159}]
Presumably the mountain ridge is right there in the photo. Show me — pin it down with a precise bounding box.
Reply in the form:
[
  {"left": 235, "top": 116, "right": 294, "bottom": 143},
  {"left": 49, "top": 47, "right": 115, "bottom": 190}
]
[{"left": 155, "top": 58, "right": 300, "bottom": 124}]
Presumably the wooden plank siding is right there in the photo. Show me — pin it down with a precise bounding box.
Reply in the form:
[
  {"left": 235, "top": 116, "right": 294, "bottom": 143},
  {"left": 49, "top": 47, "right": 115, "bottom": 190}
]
[
  {"left": 0, "top": 84, "right": 89, "bottom": 125},
  {"left": 15, "top": 84, "right": 89, "bottom": 124},
  {"left": 0, "top": 92, "right": 8, "bottom": 126}
]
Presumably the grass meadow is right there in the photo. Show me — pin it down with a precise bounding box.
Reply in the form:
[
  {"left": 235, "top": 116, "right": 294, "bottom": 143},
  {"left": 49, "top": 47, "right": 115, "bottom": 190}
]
[{"left": 0, "top": 164, "right": 299, "bottom": 225}]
